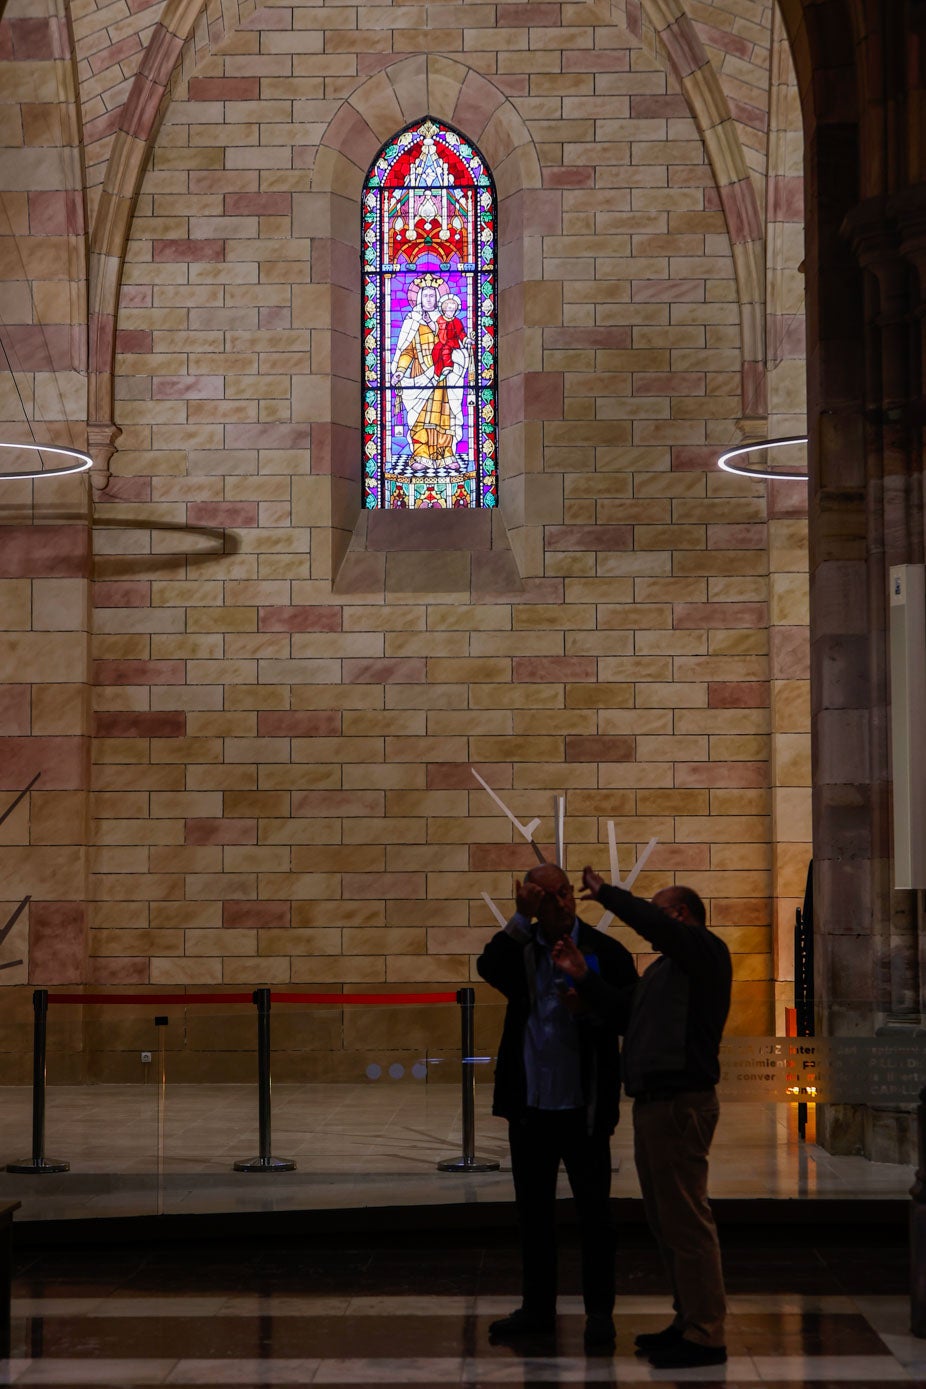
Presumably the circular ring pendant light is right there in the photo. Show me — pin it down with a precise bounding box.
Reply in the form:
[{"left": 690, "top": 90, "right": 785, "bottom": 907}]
[
  {"left": 0, "top": 441, "right": 93, "bottom": 481},
  {"left": 716, "top": 436, "right": 808, "bottom": 480}
]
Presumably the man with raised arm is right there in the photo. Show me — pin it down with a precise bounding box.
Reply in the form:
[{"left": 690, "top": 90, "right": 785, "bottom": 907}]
[
  {"left": 552, "top": 866, "right": 732, "bottom": 1369},
  {"left": 476, "top": 862, "right": 637, "bottom": 1352}
]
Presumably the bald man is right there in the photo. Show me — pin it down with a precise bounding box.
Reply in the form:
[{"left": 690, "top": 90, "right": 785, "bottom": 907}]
[
  {"left": 557, "top": 869, "right": 732, "bottom": 1370},
  {"left": 477, "top": 863, "right": 637, "bottom": 1351}
]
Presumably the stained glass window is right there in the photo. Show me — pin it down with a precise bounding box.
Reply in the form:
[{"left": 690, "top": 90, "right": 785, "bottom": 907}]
[{"left": 362, "top": 118, "right": 497, "bottom": 509}]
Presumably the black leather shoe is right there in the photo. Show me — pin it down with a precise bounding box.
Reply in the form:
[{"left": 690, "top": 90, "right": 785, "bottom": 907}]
[
  {"left": 634, "top": 1323, "right": 684, "bottom": 1351},
  {"left": 583, "top": 1314, "right": 615, "bottom": 1351},
  {"left": 488, "top": 1307, "right": 555, "bottom": 1340},
  {"left": 648, "top": 1340, "right": 727, "bottom": 1368}
]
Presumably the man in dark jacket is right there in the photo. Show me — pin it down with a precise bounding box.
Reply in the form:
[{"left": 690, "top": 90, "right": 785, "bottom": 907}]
[
  {"left": 555, "top": 867, "right": 731, "bottom": 1370},
  {"left": 476, "top": 862, "right": 637, "bottom": 1350}
]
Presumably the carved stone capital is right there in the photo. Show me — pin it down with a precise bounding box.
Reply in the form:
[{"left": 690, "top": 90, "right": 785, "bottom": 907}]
[
  {"left": 86, "top": 421, "right": 121, "bottom": 493},
  {"left": 888, "top": 184, "right": 926, "bottom": 286},
  {"left": 841, "top": 196, "right": 908, "bottom": 306}
]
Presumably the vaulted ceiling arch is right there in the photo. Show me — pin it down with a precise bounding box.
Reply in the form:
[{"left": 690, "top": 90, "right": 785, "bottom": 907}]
[{"left": 86, "top": 0, "right": 257, "bottom": 483}]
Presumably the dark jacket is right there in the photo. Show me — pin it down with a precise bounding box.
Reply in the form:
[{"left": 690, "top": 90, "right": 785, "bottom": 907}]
[
  {"left": 596, "top": 884, "right": 732, "bottom": 1096},
  {"left": 477, "top": 917, "right": 638, "bottom": 1136}
]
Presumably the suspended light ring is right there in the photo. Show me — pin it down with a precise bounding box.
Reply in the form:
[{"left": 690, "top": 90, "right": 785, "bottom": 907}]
[
  {"left": 717, "top": 435, "right": 808, "bottom": 480},
  {"left": 0, "top": 441, "right": 93, "bottom": 482}
]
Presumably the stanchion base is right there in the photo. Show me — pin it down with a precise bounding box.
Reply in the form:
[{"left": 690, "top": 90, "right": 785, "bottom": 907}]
[
  {"left": 6, "top": 1158, "right": 69, "bottom": 1174},
  {"left": 437, "top": 1156, "right": 500, "bottom": 1173},
  {"left": 233, "top": 1156, "right": 296, "bottom": 1172}
]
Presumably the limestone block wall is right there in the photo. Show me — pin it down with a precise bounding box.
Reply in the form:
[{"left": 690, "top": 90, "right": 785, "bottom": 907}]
[
  {"left": 0, "top": 0, "right": 811, "bottom": 1084},
  {"left": 0, "top": 0, "right": 93, "bottom": 1064}
]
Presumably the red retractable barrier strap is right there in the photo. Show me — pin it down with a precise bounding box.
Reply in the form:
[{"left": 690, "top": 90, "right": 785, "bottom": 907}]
[
  {"left": 46, "top": 990, "right": 458, "bottom": 1006},
  {"left": 47, "top": 993, "right": 253, "bottom": 1006},
  {"left": 272, "top": 991, "right": 457, "bottom": 1006}
]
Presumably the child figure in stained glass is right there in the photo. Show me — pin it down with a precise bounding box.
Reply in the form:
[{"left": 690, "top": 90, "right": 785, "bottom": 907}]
[
  {"left": 432, "top": 293, "right": 469, "bottom": 471},
  {"left": 432, "top": 294, "right": 469, "bottom": 379}
]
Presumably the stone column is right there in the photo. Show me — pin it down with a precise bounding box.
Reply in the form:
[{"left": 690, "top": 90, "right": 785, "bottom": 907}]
[
  {"left": 889, "top": 186, "right": 926, "bottom": 1031},
  {"left": 813, "top": 190, "right": 926, "bottom": 1160},
  {"left": 843, "top": 200, "right": 921, "bottom": 1030},
  {"left": 805, "top": 118, "right": 873, "bottom": 1154}
]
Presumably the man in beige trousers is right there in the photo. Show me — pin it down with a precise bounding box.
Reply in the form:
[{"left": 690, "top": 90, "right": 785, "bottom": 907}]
[{"left": 553, "top": 867, "right": 731, "bottom": 1369}]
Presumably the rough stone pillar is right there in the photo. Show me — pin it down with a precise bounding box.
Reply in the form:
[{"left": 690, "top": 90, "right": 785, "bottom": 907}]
[
  {"left": 814, "top": 188, "right": 926, "bottom": 1160},
  {"left": 844, "top": 201, "right": 921, "bottom": 1031},
  {"left": 806, "top": 120, "right": 873, "bottom": 1155},
  {"left": 778, "top": 0, "right": 926, "bottom": 1165}
]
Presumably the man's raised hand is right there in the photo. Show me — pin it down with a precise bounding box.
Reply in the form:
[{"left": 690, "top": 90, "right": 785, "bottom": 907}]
[
  {"left": 551, "top": 935, "right": 588, "bottom": 982},
  {"left": 580, "top": 866, "right": 605, "bottom": 900},
  {"left": 515, "top": 878, "right": 544, "bottom": 919}
]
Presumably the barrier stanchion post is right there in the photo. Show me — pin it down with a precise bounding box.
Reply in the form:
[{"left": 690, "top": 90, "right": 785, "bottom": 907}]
[
  {"left": 438, "top": 986, "right": 499, "bottom": 1173},
  {"left": 911, "top": 1085, "right": 926, "bottom": 1335},
  {"left": 155, "top": 1015, "right": 167, "bottom": 1216},
  {"left": 7, "top": 989, "right": 69, "bottom": 1174},
  {"left": 234, "top": 987, "right": 295, "bottom": 1172}
]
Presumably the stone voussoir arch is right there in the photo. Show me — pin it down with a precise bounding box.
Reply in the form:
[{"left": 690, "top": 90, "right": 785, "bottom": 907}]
[
  {"left": 86, "top": 0, "right": 257, "bottom": 488},
  {"left": 637, "top": 0, "right": 768, "bottom": 420},
  {"left": 311, "top": 55, "right": 543, "bottom": 203}
]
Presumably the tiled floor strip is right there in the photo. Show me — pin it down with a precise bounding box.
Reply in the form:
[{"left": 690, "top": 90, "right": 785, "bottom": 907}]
[{"left": 4, "top": 1296, "right": 922, "bottom": 1385}]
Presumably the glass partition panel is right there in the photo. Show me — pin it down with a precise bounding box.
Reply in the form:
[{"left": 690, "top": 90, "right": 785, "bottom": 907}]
[
  {"left": 0, "top": 990, "right": 918, "bottom": 1221},
  {"left": 1, "top": 995, "right": 162, "bottom": 1221},
  {"left": 155, "top": 998, "right": 509, "bottom": 1217}
]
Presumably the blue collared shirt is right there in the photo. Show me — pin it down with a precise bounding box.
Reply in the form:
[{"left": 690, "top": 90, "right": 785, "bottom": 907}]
[{"left": 516, "top": 915, "right": 585, "bottom": 1110}]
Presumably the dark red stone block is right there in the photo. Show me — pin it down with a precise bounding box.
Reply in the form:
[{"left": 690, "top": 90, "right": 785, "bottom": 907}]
[
  {"left": 708, "top": 682, "right": 771, "bottom": 708},
  {"left": 93, "top": 711, "right": 186, "bottom": 738},
  {"left": 258, "top": 606, "right": 341, "bottom": 632},
  {"left": 0, "top": 737, "right": 87, "bottom": 789},
  {"left": 224, "top": 900, "right": 291, "bottom": 928},
  {"left": 566, "top": 735, "right": 634, "bottom": 762},
  {"left": 29, "top": 901, "right": 86, "bottom": 984},
  {"left": 186, "top": 819, "right": 257, "bottom": 846}
]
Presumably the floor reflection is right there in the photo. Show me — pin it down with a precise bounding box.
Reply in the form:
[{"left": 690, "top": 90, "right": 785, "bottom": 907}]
[{"left": 0, "top": 1084, "right": 912, "bottom": 1223}]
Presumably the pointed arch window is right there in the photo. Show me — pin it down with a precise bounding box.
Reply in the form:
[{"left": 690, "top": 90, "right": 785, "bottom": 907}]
[{"left": 362, "top": 118, "right": 498, "bottom": 510}]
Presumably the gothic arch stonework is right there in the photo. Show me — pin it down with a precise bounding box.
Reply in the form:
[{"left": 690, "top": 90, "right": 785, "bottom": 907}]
[
  {"left": 638, "top": 0, "right": 768, "bottom": 421},
  {"left": 308, "top": 56, "right": 549, "bottom": 596},
  {"left": 88, "top": 0, "right": 258, "bottom": 490}
]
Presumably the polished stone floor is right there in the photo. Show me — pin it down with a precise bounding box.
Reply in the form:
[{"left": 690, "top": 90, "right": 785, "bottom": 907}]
[
  {"left": 2, "top": 1083, "right": 919, "bottom": 1385},
  {"left": 0, "top": 1084, "right": 913, "bottom": 1223},
  {"left": 4, "top": 1222, "right": 923, "bottom": 1385}
]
